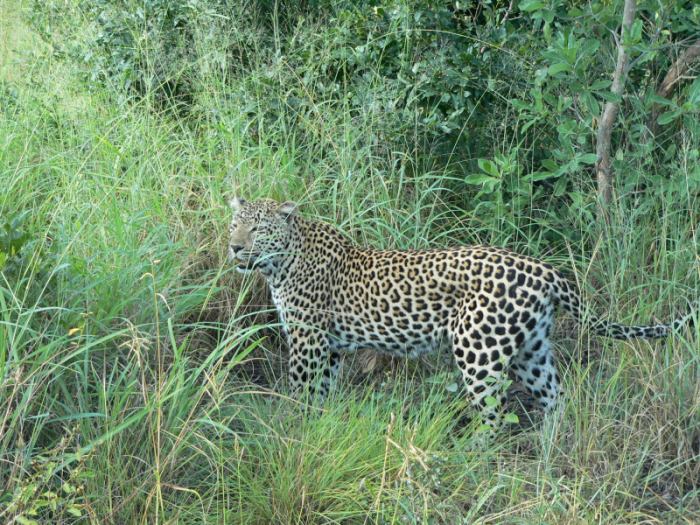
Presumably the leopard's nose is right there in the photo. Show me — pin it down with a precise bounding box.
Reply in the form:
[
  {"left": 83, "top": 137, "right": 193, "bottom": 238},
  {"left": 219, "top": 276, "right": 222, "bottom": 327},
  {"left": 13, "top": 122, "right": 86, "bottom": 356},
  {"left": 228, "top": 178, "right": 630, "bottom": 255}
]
[{"left": 228, "top": 245, "right": 243, "bottom": 261}]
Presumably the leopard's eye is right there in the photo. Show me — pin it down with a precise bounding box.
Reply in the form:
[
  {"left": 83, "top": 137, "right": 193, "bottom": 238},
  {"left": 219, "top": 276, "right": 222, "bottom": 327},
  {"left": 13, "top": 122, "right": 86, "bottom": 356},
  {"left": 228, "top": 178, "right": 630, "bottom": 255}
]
[{"left": 250, "top": 226, "right": 259, "bottom": 233}]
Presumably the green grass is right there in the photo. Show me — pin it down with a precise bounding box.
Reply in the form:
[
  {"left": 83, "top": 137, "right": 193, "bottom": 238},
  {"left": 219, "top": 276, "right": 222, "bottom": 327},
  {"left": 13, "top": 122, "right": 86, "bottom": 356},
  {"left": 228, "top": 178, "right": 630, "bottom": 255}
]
[{"left": 1, "top": 1, "right": 698, "bottom": 523}]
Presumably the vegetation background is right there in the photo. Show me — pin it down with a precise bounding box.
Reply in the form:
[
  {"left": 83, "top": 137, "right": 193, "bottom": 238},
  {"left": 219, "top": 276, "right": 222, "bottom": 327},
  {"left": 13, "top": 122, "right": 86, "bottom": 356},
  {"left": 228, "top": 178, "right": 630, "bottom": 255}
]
[{"left": 1, "top": 0, "right": 698, "bottom": 522}]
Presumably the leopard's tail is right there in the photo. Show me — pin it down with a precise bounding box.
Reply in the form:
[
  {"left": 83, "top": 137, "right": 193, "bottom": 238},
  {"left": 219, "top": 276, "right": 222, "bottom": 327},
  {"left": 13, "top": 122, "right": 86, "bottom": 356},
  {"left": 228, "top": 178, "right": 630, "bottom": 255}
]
[{"left": 551, "top": 270, "right": 696, "bottom": 340}]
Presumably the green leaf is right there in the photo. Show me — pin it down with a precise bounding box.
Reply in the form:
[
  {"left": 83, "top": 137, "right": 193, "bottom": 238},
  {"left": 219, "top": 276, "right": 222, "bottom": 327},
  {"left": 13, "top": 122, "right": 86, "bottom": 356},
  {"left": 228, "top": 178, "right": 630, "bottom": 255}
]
[
  {"left": 542, "top": 159, "right": 559, "bottom": 171},
  {"left": 687, "top": 77, "right": 700, "bottom": 105},
  {"left": 553, "top": 176, "right": 568, "bottom": 197},
  {"left": 580, "top": 39, "right": 600, "bottom": 58},
  {"left": 590, "top": 80, "right": 612, "bottom": 91},
  {"left": 625, "top": 19, "right": 643, "bottom": 44},
  {"left": 524, "top": 171, "right": 561, "bottom": 182},
  {"left": 510, "top": 98, "right": 531, "bottom": 111},
  {"left": 548, "top": 62, "right": 571, "bottom": 75},
  {"left": 67, "top": 506, "right": 83, "bottom": 517},
  {"left": 504, "top": 413, "right": 519, "bottom": 424},
  {"left": 464, "top": 174, "right": 499, "bottom": 187},
  {"left": 519, "top": 0, "right": 545, "bottom": 12},
  {"left": 484, "top": 396, "right": 498, "bottom": 408},
  {"left": 598, "top": 91, "right": 623, "bottom": 103},
  {"left": 657, "top": 110, "right": 680, "bottom": 126},
  {"left": 578, "top": 153, "right": 597, "bottom": 164},
  {"left": 690, "top": 166, "right": 700, "bottom": 183},
  {"left": 579, "top": 91, "right": 599, "bottom": 116},
  {"left": 521, "top": 117, "right": 540, "bottom": 133},
  {"left": 477, "top": 158, "right": 500, "bottom": 177},
  {"left": 648, "top": 93, "right": 674, "bottom": 106}
]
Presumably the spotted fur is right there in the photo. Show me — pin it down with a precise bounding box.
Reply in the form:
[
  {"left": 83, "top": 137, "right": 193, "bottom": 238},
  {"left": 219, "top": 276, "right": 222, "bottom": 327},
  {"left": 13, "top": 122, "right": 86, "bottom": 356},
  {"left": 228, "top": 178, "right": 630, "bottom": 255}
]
[{"left": 228, "top": 198, "right": 696, "bottom": 428}]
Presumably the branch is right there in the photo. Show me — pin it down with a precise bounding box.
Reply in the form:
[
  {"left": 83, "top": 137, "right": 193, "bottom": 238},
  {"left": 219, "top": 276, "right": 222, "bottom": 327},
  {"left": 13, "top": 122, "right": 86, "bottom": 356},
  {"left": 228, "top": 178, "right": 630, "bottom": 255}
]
[
  {"left": 648, "top": 38, "right": 700, "bottom": 136},
  {"left": 595, "top": 0, "right": 636, "bottom": 222}
]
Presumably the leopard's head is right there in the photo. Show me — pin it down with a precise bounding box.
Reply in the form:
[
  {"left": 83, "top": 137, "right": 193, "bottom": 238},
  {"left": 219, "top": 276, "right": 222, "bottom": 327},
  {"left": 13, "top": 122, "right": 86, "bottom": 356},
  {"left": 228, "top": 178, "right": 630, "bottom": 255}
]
[{"left": 228, "top": 197, "right": 298, "bottom": 275}]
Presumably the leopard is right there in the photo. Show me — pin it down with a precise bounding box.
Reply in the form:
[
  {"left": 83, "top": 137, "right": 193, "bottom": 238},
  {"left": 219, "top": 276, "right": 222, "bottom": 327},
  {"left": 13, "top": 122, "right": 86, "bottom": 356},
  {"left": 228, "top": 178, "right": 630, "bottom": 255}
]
[{"left": 228, "top": 197, "right": 696, "bottom": 428}]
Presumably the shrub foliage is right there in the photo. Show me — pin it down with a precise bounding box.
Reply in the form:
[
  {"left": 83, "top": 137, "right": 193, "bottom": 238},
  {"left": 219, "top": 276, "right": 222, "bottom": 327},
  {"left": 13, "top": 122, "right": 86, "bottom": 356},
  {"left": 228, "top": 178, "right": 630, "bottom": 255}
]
[{"left": 30, "top": 1, "right": 700, "bottom": 230}]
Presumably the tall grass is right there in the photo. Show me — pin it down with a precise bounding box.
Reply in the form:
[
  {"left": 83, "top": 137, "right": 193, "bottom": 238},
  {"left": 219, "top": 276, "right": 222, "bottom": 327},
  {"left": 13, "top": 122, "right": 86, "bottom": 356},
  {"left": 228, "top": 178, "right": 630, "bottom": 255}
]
[{"left": 1, "top": 0, "right": 698, "bottom": 523}]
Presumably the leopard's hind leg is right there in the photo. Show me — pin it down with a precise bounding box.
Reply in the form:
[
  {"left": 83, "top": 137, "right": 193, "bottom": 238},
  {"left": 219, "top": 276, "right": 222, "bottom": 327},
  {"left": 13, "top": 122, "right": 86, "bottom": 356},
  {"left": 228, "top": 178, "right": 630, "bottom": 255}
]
[
  {"left": 449, "top": 294, "right": 517, "bottom": 430},
  {"left": 509, "top": 303, "right": 561, "bottom": 413}
]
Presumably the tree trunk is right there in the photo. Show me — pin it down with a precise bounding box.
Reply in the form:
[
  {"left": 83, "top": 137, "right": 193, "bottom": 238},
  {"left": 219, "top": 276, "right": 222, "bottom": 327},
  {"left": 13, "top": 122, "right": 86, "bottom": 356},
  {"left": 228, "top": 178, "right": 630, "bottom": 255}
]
[{"left": 595, "top": 0, "right": 636, "bottom": 223}]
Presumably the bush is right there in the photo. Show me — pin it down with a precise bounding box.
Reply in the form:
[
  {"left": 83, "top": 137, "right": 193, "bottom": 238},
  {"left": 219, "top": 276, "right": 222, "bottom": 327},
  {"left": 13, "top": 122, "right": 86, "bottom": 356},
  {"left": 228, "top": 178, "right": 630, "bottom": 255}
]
[{"left": 27, "top": 0, "right": 700, "bottom": 244}]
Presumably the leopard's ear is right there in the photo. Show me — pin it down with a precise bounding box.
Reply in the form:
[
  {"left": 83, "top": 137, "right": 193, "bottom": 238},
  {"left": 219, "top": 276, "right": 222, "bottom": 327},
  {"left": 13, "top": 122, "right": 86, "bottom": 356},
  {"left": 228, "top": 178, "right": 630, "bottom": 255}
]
[
  {"left": 277, "top": 201, "right": 297, "bottom": 220},
  {"left": 229, "top": 197, "right": 246, "bottom": 211}
]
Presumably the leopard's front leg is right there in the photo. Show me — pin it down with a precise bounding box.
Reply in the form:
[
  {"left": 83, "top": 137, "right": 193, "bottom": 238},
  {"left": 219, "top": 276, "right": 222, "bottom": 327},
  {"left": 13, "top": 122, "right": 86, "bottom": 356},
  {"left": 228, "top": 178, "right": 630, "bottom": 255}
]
[{"left": 285, "top": 320, "right": 337, "bottom": 399}]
